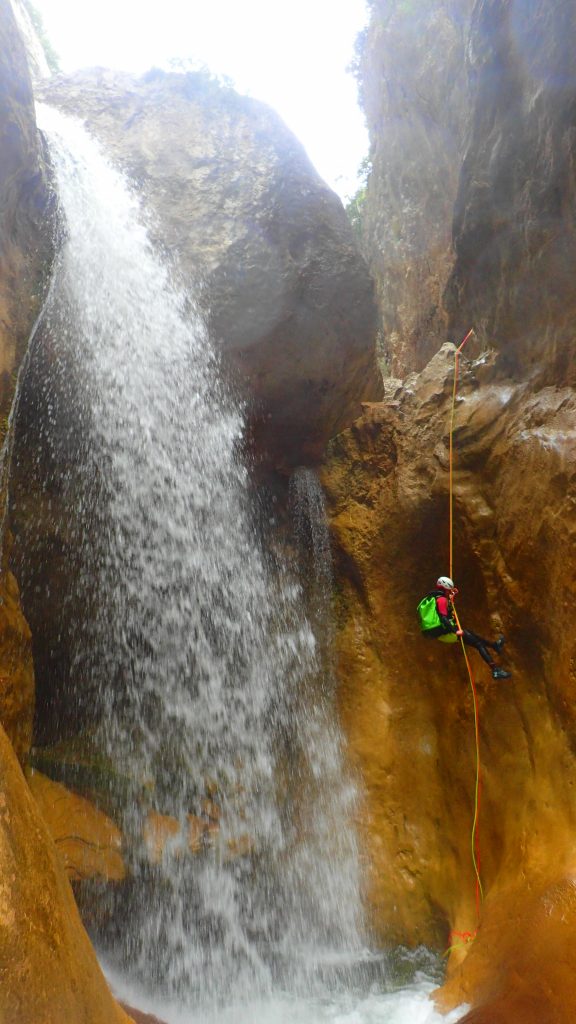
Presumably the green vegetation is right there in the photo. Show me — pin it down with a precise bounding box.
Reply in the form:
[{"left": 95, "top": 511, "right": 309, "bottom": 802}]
[
  {"left": 165, "top": 58, "right": 235, "bottom": 92},
  {"left": 29, "top": 735, "right": 141, "bottom": 818},
  {"left": 344, "top": 156, "right": 371, "bottom": 243},
  {"left": 366, "top": 0, "right": 427, "bottom": 12},
  {"left": 140, "top": 60, "right": 244, "bottom": 113},
  {"left": 21, "top": 0, "right": 60, "bottom": 73},
  {"left": 395, "top": 0, "right": 428, "bottom": 13},
  {"left": 347, "top": 25, "right": 367, "bottom": 87}
]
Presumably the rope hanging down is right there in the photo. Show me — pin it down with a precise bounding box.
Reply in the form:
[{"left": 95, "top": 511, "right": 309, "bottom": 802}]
[
  {"left": 447, "top": 328, "right": 484, "bottom": 935},
  {"left": 448, "top": 327, "right": 474, "bottom": 580}
]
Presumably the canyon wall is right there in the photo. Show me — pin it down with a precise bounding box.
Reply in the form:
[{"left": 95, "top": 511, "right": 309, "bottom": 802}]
[
  {"left": 322, "top": 348, "right": 576, "bottom": 1018},
  {"left": 0, "top": 3, "right": 136, "bottom": 1019},
  {"left": 446, "top": 0, "right": 576, "bottom": 388},
  {"left": 330, "top": 0, "right": 576, "bottom": 1019},
  {"left": 0, "top": 0, "right": 52, "bottom": 412},
  {"left": 358, "top": 0, "right": 474, "bottom": 375},
  {"left": 0, "top": 722, "right": 133, "bottom": 1024},
  {"left": 0, "top": 0, "right": 53, "bottom": 767}
]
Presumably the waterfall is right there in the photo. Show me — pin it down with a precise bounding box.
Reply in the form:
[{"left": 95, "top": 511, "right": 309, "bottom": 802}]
[
  {"left": 26, "top": 105, "right": 369, "bottom": 1009},
  {"left": 285, "top": 466, "right": 366, "bottom": 978},
  {"left": 289, "top": 466, "right": 335, "bottom": 640}
]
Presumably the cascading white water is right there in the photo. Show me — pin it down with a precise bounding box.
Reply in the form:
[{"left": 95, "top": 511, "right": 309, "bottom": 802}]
[
  {"left": 33, "top": 105, "right": 369, "bottom": 1007},
  {"left": 17, "top": 104, "right": 468, "bottom": 1024},
  {"left": 289, "top": 467, "right": 334, "bottom": 620},
  {"left": 283, "top": 466, "right": 369, "bottom": 986}
]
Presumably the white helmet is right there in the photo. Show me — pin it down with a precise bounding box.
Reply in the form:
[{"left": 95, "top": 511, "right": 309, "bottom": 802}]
[{"left": 436, "top": 576, "right": 455, "bottom": 591}]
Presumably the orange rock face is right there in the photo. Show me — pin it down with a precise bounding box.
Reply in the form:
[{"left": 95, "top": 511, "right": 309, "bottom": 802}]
[
  {"left": 28, "top": 769, "right": 126, "bottom": 882},
  {"left": 321, "top": 342, "right": 576, "bottom": 1010},
  {"left": 120, "top": 1004, "right": 167, "bottom": 1024},
  {"left": 0, "top": 552, "right": 34, "bottom": 765},
  {"left": 143, "top": 807, "right": 250, "bottom": 864},
  {"left": 0, "top": 722, "right": 132, "bottom": 1024},
  {"left": 438, "top": 877, "right": 576, "bottom": 1023},
  {"left": 143, "top": 811, "right": 182, "bottom": 864}
]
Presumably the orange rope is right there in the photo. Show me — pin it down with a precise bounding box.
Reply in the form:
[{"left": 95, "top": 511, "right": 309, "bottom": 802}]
[
  {"left": 444, "top": 928, "right": 477, "bottom": 957},
  {"left": 448, "top": 328, "right": 474, "bottom": 580},
  {"left": 448, "top": 328, "right": 484, "bottom": 929},
  {"left": 452, "top": 604, "right": 484, "bottom": 918}
]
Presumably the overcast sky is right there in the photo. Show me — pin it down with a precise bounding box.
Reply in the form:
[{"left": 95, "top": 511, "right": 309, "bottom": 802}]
[{"left": 32, "top": 0, "right": 370, "bottom": 199}]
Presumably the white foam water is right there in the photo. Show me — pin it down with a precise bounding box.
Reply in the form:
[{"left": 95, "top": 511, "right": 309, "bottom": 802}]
[{"left": 105, "top": 956, "right": 467, "bottom": 1024}]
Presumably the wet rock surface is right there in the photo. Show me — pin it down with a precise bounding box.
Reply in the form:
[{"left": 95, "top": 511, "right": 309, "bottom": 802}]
[
  {"left": 0, "top": 722, "right": 132, "bottom": 1024},
  {"left": 350, "top": 1, "right": 576, "bottom": 1014},
  {"left": 0, "top": 0, "right": 54, "bottom": 767},
  {"left": 40, "top": 67, "right": 382, "bottom": 467},
  {"left": 0, "top": 0, "right": 53, "bottom": 415},
  {"left": 29, "top": 769, "right": 126, "bottom": 882},
  {"left": 0, "top": 9, "right": 138, "bottom": 1016},
  {"left": 0, "top": 538, "right": 34, "bottom": 764},
  {"left": 120, "top": 1004, "right": 168, "bottom": 1024},
  {"left": 438, "top": 876, "right": 576, "bottom": 1023},
  {"left": 322, "top": 344, "right": 576, "bottom": 1004}
]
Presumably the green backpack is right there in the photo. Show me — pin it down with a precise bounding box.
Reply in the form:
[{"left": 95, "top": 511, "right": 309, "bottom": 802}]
[
  {"left": 417, "top": 593, "right": 458, "bottom": 643},
  {"left": 417, "top": 594, "right": 442, "bottom": 632}
]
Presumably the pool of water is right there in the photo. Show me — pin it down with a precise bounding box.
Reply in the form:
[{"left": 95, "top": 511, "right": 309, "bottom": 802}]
[{"left": 106, "top": 951, "right": 468, "bottom": 1024}]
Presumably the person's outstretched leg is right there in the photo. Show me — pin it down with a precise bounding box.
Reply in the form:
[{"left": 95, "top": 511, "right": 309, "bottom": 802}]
[
  {"left": 461, "top": 629, "right": 511, "bottom": 678},
  {"left": 461, "top": 629, "right": 494, "bottom": 665}
]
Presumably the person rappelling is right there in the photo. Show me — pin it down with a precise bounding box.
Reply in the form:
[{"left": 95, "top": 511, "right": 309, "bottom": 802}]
[{"left": 417, "top": 577, "right": 511, "bottom": 679}]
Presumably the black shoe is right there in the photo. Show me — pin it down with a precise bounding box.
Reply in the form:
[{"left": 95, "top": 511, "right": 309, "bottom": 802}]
[
  {"left": 492, "top": 667, "right": 511, "bottom": 680},
  {"left": 494, "top": 636, "right": 506, "bottom": 654}
]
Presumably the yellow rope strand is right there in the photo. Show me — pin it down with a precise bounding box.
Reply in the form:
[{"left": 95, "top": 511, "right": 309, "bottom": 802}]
[
  {"left": 448, "top": 328, "right": 483, "bottom": 924},
  {"left": 449, "top": 328, "right": 474, "bottom": 580},
  {"left": 453, "top": 604, "right": 484, "bottom": 915}
]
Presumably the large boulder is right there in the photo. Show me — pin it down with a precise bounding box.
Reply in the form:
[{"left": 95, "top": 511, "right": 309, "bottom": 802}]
[
  {"left": 40, "top": 66, "right": 381, "bottom": 466},
  {"left": 28, "top": 769, "right": 126, "bottom": 882}
]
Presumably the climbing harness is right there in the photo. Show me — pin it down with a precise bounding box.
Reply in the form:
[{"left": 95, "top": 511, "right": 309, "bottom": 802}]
[{"left": 447, "top": 328, "right": 484, "bottom": 945}]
